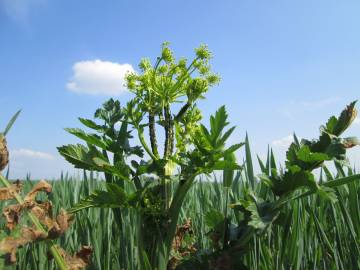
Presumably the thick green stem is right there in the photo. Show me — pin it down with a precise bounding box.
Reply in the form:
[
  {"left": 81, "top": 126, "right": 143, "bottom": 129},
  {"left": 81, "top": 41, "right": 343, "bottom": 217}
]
[
  {"left": 163, "top": 105, "right": 171, "bottom": 158},
  {"left": 149, "top": 113, "right": 160, "bottom": 158},
  {"left": 138, "top": 127, "right": 157, "bottom": 161},
  {"left": 223, "top": 187, "right": 230, "bottom": 248},
  {"left": 0, "top": 174, "right": 68, "bottom": 270},
  {"left": 159, "top": 175, "right": 197, "bottom": 267}
]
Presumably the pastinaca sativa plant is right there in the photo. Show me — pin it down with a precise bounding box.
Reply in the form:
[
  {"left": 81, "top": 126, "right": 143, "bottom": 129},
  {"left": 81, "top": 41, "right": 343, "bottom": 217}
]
[
  {"left": 180, "top": 101, "right": 360, "bottom": 269},
  {"left": 58, "top": 43, "right": 243, "bottom": 269}
]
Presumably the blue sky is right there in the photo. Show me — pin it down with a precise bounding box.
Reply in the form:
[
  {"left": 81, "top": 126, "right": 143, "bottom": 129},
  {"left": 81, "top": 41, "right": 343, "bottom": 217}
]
[{"left": 1, "top": 0, "right": 360, "bottom": 179}]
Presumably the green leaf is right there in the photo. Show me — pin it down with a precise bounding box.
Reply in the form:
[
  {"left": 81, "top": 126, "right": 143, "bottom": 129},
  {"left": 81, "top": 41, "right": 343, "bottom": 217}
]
[
  {"left": 272, "top": 169, "right": 318, "bottom": 196},
  {"left": 204, "top": 209, "right": 224, "bottom": 229},
  {"left": 78, "top": 117, "right": 105, "bottom": 132},
  {"left": 213, "top": 160, "right": 241, "bottom": 171},
  {"left": 223, "top": 152, "right": 236, "bottom": 188},
  {"left": 69, "top": 183, "right": 128, "bottom": 213},
  {"left": 296, "top": 145, "right": 330, "bottom": 163},
  {"left": 57, "top": 144, "right": 130, "bottom": 182},
  {"left": 209, "top": 105, "right": 229, "bottom": 145},
  {"left": 292, "top": 174, "right": 360, "bottom": 201},
  {"left": 246, "top": 201, "right": 276, "bottom": 230},
  {"left": 3, "top": 110, "right": 21, "bottom": 136},
  {"left": 58, "top": 144, "right": 101, "bottom": 170},
  {"left": 223, "top": 143, "right": 244, "bottom": 156},
  {"left": 322, "top": 101, "right": 357, "bottom": 136},
  {"left": 65, "top": 128, "right": 109, "bottom": 150},
  {"left": 245, "top": 134, "right": 255, "bottom": 189}
]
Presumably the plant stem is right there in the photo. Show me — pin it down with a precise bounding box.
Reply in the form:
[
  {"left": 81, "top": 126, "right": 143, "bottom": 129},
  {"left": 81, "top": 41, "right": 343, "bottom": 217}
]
[
  {"left": 174, "top": 102, "right": 191, "bottom": 122},
  {"left": 0, "top": 174, "right": 69, "bottom": 270},
  {"left": 163, "top": 105, "right": 174, "bottom": 158},
  {"left": 138, "top": 127, "right": 157, "bottom": 161},
  {"left": 148, "top": 113, "right": 159, "bottom": 158}
]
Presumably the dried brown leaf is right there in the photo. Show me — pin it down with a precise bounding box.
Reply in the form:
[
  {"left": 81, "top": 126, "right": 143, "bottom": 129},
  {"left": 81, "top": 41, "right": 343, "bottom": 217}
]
[
  {"left": 48, "top": 209, "right": 74, "bottom": 239},
  {"left": 24, "top": 180, "right": 52, "bottom": 203},
  {"left": 0, "top": 227, "right": 47, "bottom": 265},
  {"left": 0, "top": 180, "right": 22, "bottom": 201},
  {"left": 3, "top": 204, "right": 23, "bottom": 230},
  {"left": 50, "top": 246, "right": 92, "bottom": 270},
  {"left": 168, "top": 219, "right": 196, "bottom": 270},
  {"left": 30, "top": 201, "right": 55, "bottom": 228},
  {"left": 0, "top": 136, "right": 9, "bottom": 171},
  {"left": 172, "top": 219, "right": 193, "bottom": 251}
]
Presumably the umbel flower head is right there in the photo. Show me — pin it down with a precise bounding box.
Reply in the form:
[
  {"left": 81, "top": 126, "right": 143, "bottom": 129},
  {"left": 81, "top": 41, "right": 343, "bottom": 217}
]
[{"left": 0, "top": 134, "right": 9, "bottom": 171}]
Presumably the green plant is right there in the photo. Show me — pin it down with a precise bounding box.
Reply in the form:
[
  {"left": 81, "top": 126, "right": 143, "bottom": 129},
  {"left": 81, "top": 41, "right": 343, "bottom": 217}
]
[
  {"left": 180, "top": 101, "right": 360, "bottom": 269},
  {"left": 58, "top": 43, "right": 242, "bottom": 269}
]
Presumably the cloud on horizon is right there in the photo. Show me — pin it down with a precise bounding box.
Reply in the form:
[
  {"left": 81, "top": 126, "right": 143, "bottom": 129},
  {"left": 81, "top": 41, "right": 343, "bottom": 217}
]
[
  {"left": 271, "top": 135, "right": 294, "bottom": 149},
  {"left": 11, "top": 148, "right": 54, "bottom": 160},
  {"left": 66, "top": 60, "right": 134, "bottom": 96},
  {"left": 8, "top": 149, "right": 76, "bottom": 179}
]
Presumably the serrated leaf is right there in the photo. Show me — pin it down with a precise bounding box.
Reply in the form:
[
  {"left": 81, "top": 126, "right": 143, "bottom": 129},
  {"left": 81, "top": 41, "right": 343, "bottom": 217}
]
[
  {"left": 296, "top": 145, "right": 330, "bottom": 163},
  {"left": 57, "top": 144, "right": 130, "bottom": 182},
  {"left": 69, "top": 183, "right": 128, "bottom": 213},
  {"left": 204, "top": 209, "right": 224, "bottom": 229},
  {"left": 332, "top": 101, "right": 357, "bottom": 136},
  {"left": 213, "top": 160, "right": 241, "bottom": 171},
  {"left": 78, "top": 118, "right": 105, "bottom": 132},
  {"left": 65, "top": 128, "right": 109, "bottom": 150}
]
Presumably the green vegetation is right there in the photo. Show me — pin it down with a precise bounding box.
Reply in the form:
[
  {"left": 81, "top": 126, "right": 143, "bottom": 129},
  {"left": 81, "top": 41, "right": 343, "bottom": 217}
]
[
  {"left": 0, "top": 44, "right": 360, "bottom": 269},
  {"left": 1, "top": 159, "right": 360, "bottom": 270}
]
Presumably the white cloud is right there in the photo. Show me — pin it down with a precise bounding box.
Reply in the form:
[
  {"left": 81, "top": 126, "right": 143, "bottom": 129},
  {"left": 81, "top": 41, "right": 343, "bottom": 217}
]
[
  {"left": 66, "top": 60, "right": 134, "bottom": 96},
  {"left": 271, "top": 135, "right": 294, "bottom": 148},
  {"left": 7, "top": 150, "right": 77, "bottom": 179},
  {"left": 11, "top": 148, "right": 54, "bottom": 160}
]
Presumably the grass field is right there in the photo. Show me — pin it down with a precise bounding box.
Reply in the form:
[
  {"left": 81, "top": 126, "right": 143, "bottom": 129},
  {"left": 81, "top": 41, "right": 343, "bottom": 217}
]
[{"left": 1, "top": 150, "right": 359, "bottom": 270}]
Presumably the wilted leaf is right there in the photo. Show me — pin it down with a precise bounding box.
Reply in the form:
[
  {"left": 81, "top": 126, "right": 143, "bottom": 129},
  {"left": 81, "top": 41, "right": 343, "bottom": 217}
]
[
  {"left": 48, "top": 210, "right": 74, "bottom": 239},
  {"left": 0, "top": 136, "right": 9, "bottom": 172},
  {"left": 3, "top": 204, "right": 23, "bottom": 230},
  {"left": 0, "top": 227, "right": 47, "bottom": 265},
  {"left": 51, "top": 246, "right": 92, "bottom": 270},
  {"left": 0, "top": 180, "right": 22, "bottom": 201},
  {"left": 30, "top": 201, "right": 55, "bottom": 228},
  {"left": 24, "top": 180, "right": 52, "bottom": 204}
]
